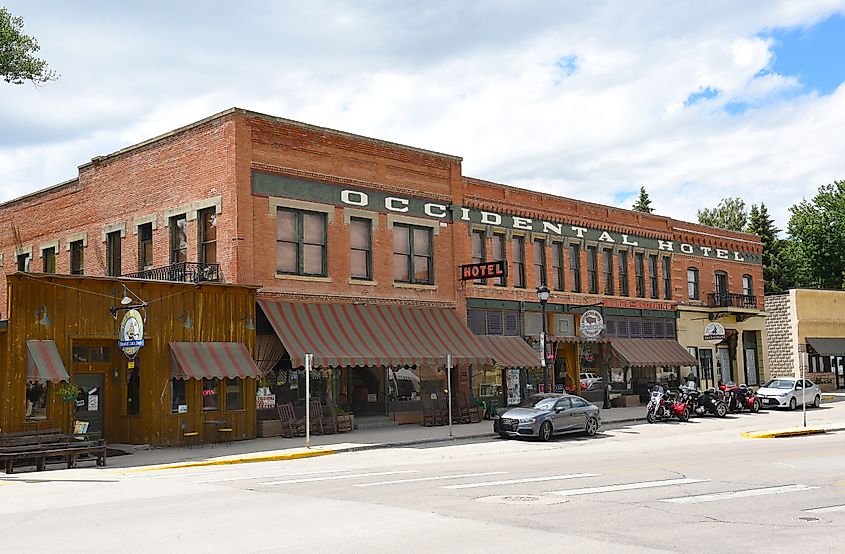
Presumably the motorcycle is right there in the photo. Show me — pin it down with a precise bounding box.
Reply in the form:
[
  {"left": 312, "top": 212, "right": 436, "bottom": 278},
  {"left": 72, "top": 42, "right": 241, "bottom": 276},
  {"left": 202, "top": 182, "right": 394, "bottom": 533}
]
[
  {"left": 720, "top": 382, "right": 761, "bottom": 413},
  {"left": 646, "top": 385, "right": 690, "bottom": 423},
  {"left": 681, "top": 384, "right": 727, "bottom": 418}
]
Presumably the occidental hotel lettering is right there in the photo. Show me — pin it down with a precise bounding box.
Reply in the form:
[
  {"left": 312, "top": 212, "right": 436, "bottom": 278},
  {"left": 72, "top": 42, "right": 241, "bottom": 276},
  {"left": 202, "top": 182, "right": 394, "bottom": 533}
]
[{"left": 252, "top": 170, "right": 762, "bottom": 265}]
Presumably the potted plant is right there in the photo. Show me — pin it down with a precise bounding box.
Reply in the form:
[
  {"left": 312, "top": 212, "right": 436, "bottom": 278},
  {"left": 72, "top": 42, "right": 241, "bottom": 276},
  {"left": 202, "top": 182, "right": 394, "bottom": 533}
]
[{"left": 55, "top": 381, "right": 81, "bottom": 402}]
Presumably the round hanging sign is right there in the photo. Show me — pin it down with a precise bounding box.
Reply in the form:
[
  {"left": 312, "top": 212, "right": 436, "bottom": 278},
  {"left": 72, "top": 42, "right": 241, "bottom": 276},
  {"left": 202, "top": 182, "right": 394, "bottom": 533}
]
[
  {"left": 579, "top": 309, "right": 604, "bottom": 339},
  {"left": 118, "top": 309, "right": 145, "bottom": 358},
  {"left": 703, "top": 322, "right": 726, "bottom": 344}
]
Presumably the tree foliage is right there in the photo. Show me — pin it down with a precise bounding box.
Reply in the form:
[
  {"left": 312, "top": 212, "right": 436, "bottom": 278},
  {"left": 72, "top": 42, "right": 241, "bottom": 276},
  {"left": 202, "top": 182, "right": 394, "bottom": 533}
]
[
  {"left": 632, "top": 186, "right": 653, "bottom": 213},
  {"left": 787, "top": 180, "right": 845, "bottom": 289},
  {"left": 0, "top": 8, "right": 57, "bottom": 85},
  {"left": 697, "top": 197, "right": 747, "bottom": 231},
  {"left": 746, "top": 203, "right": 797, "bottom": 293}
]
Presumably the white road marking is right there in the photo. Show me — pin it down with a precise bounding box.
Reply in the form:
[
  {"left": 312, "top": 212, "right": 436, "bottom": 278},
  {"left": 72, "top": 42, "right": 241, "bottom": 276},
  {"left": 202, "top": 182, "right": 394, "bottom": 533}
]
[
  {"left": 662, "top": 484, "right": 818, "bottom": 504},
  {"left": 263, "top": 470, "right": 417, "bottom": 485},
  {"left": 550, "top": 478, "right": 708, "bottom": 497},
  {"left": 804, "top": 504, "right": 845, "bottom": 514},
  {"left": 354, "top": 472, "right": 508, "bottom": 487},
  {"left": 443, "top": 473, "right": 600, "bottom": 490},
  {"left": 197, "top": 469, "right": 349, "bottom": 484}
]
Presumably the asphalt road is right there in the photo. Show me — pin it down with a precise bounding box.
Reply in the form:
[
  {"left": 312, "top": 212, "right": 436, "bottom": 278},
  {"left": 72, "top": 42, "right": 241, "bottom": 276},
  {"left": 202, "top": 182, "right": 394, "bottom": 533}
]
[{"left": 1, "top": 403, "right": 843, "bottom": 553}]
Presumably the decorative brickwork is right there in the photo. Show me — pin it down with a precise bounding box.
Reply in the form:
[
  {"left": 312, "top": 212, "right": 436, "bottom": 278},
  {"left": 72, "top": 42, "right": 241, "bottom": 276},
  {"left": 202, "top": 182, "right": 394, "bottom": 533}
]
[{"left": 764, "top": 294, "right": 795, "bottom": 378}]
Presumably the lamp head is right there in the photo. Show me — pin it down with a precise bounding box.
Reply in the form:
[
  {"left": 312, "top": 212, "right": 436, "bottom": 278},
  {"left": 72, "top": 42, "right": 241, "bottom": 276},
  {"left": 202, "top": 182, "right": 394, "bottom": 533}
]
[{"left": 536, "top": 284, "right": 550, "bottom": 303}]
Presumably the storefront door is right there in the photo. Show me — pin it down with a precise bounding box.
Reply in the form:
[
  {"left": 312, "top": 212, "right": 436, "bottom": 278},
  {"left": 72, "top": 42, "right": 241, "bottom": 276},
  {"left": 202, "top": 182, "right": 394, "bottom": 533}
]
[
  {"left": 74, "top": 373, "right": 104, "bottom": 436},
  {"left": 717, "top": 347, "right": 732, "bottom": 385},
  {"left": 348, "top": 367, "right": 386, "bottom": 416},
  {"left": 835, "top": 357, "right": 845, "bottom": 389}
]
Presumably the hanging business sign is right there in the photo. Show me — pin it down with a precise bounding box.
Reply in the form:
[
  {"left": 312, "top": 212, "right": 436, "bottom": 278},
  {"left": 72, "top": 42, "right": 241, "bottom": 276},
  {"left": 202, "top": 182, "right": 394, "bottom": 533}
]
[
  {"left": 118, "top": 309, "right": 145, "bottom": 358},
  {"left": 459, "top": 260, "right": 507, "bottom": 280},
  {"left": 579, "top": 309, "right": 604, "bottom": 339},
  {"left": 703, "top": 322, "right": 726, "bottom": 344}
]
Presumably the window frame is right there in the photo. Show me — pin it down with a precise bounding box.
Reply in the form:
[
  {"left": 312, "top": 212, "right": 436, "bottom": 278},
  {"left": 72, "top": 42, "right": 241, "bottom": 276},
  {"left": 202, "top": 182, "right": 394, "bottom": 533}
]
[
  {"left": 202, "top": 377, "right": 221, "bottom": 412},
  {"left": 471, "top": 229, "right": 487, "bottom": 285},
  {"left": 742, "top": 274, "right": 753, "bottom": 297},
  {"left": 533, "top": 238, "right": 547, "bottom": 288},
  {"left": 169, "top": 214, "right": 188, "bottom": 264},
  {"left": 197, "top": 207, "right": 218, "bottom": 265},
  {"left": 602, "top": 248, "right": 614, "bottom": 295},
  {"left": 492, "top": 234, "right": 507, "bottom": 287},
  {"left": 43, "top": 247, "right": 56, "bottom": 274},
  {"left": 17, "top": 253, "right": 31, "bottom": 272},
  {"left": 392, "top": 223, "right": 434, "bottom": 285},
  {"left": 647, "top": 254, "right": 659, "bottom": 299},
  {"left": 170, "top": 378, "right": 187, "bottom": 414},
  {"left": 25, "top": 381, "right": 49, "bottom": 421},
  {"left": 569, "top": 243, "right": 582, "bottom": 293},
  {"left": 276, "top": 207, "right": 328, "bottom": 277},
  {"left": 617, "top": 250, "right": 629, "bottom": 296},
  {"left": 70, "top": 240, "right": 84, "bottom": 275},
  {"left": 138, "top": 223, "right": 153, "bottom": 271},
  {"left": 715, "top": 271, "right": 729, "bottom": 296},
  {"left": 551, "top": 241, "right": 565, "bottom": 291},
  {"left": 662, "top": 256, "right": 672, "bottom": 300},
  {"left": 106, "top": 231, "right": 121, "bottom": 276},
  {"left": 511, "top": 235, "right": 526, "bottom": 288},
  {"left": 586, "top": 245, "right": 598, "bottom": 294},
  {"left": 225, "top": 378, "right": 243, "bottom": 411},
  {"left": 687, "top": 267, "right": 700, "bottom": 300},
  {"left": 634, "top": 252, "right": 645, "bottom": 298},
  {"left": 350, "top": 217, "right": 373, "bottom": 280}
]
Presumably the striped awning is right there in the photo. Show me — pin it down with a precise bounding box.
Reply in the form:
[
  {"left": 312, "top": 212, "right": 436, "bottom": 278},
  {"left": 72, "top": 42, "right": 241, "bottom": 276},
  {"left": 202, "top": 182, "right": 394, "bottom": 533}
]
[
  {"left": 258, "top": 301, "right": 494, "bottom": 368},
  {"left": 169, "top": 342, "right": 262, "bottom": 380},
  {"left": 26, "top": 340, "right": 70, "bottom": 383},
  {"left": 477, "top": 336, "right": 542, "bottom": 369},
  {"left": 610, "top": 338, "right": 698, "bottom": 368}
]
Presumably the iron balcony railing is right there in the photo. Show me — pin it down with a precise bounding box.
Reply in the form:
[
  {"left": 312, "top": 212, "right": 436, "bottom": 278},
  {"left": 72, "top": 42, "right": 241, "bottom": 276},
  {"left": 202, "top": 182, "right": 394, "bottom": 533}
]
[
  {"left": 707, "top": 292, "right": 757, "bottom": 309},
  {"left": 125, "top": 261, "right": 221, "bottom": 283}
]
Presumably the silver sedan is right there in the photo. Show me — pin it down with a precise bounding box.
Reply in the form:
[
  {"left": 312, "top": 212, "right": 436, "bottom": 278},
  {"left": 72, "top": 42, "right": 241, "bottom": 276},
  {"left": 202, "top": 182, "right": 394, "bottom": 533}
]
[
  {"left": 756, "top": 378, "right": 823, "bottom": 410},
  {"left": 493, "top": 393, "right": 601, "bottom": 441}
]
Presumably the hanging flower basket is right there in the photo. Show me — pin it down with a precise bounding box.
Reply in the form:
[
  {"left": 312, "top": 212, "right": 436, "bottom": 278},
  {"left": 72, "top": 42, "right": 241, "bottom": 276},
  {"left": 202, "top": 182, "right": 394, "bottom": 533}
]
[{"left": 55, "top": 382, "right": 81, "bottom": 402}]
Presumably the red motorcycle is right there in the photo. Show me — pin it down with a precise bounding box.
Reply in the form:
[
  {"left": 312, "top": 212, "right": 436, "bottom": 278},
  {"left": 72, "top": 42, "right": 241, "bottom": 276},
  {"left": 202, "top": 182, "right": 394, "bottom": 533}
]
[
  {"left": 646, "top": 385, "right": 690, "bottom": 423},
  {"left": 719, "top": 382, "right": 761, "bottom": 413}
]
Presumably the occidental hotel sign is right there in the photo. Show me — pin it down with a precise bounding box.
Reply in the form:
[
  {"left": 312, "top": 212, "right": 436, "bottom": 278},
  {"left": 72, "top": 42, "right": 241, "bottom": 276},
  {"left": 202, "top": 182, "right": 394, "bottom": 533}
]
[{"left": 253, "top": 171, "right": 761, "bottom": 265}]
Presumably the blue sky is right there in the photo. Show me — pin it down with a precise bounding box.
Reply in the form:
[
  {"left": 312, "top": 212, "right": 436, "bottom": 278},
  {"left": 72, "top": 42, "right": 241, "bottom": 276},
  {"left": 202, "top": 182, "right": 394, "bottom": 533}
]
[{"left": 1, "top": 1, "right": 844, "bottom": 230}]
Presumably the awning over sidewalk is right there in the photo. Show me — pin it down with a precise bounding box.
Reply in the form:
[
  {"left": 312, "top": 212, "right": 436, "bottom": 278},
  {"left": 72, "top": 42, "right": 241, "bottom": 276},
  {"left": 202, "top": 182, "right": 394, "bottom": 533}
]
[
  {"left": 806, "top": 337, "right": 845, "bottom": 356},
  {"left": 257, "top": 300, "right": 494, "bottom": 369},
  {"left": 26, "top": 340, "right": 70, "bottom": 382},
  {"left": 610, "top": 338, "right": 698, "bottom": 368},
  {"left": 476, "top": 336, "right": 542, "bottom": 369},
  {"left": 169, "top": 342, "right": 262, "bottom": 380}
]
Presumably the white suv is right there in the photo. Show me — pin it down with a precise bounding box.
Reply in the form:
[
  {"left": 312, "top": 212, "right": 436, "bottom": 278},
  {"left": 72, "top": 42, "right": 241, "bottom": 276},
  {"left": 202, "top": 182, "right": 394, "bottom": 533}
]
[{"left": 580, "top": 373, "right": 603, "bottom": 390}]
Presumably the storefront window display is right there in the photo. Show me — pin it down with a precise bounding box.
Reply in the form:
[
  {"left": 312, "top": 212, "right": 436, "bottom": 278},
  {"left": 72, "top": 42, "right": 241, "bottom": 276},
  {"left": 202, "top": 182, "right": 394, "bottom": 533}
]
[
  {"left": 202, "top": 377, "right": 220, "bottom": 411},
  {"left": 226, "top": 378, "right": 242, "bottom": 410},
  {"left": 26, "top": 382, "right": 49, "bottom": 421},
  {"left": 170, "top": 379, "right": 187, "bottom": 413},
  {"left": 387, "top": 367, "right": 420, "bottom": 402}
]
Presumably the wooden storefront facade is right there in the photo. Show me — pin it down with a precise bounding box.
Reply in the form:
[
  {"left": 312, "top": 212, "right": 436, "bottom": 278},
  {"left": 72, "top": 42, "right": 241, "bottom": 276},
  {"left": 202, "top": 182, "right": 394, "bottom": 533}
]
[{"left": 0, "top": 273, "right": 260, "bottom": 446}]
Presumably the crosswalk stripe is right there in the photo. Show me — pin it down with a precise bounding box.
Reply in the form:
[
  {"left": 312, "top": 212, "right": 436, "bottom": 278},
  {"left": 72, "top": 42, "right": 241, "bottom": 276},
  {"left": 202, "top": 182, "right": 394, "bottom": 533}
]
[
  {"left": 263, "top": 470, "right": 417, "bottom": 485},
  {"left": 354, "top": 472, "right": 509, "bottom": 487},
  {"left": 662, "top": 484, "right": 818, "bottom": 504},
  {"left": 805, "top": 504, "right": 845, "bottom": 514},
  {"left": 550, "top": 478, "right": 707, "bottom": 497},
  {"left": 443, "top": 473, "right": 599, "bottom": 490}
]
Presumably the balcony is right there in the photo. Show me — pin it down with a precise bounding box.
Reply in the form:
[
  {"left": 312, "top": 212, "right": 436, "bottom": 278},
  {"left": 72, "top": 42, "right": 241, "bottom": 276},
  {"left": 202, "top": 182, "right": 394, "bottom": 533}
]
[
  {"left": 707, "top": 292, "right": 757, "bottom": 309},
  {"left": 124, "top": 262, "right": 221, "bottom": 283}
]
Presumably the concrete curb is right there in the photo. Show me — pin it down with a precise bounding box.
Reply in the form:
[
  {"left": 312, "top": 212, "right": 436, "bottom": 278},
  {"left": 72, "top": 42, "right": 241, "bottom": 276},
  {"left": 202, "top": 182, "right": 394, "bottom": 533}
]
[{"left": 741, "top": 428, "right": 826, "bottom": 439}]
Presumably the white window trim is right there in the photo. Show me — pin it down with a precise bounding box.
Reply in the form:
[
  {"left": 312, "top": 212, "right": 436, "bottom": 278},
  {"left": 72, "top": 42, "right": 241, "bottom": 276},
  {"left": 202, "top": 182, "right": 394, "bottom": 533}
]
[
  {"left": 64, "top": 232, "right": 88, "bottom": 251},
  {"left": 164, "top": 195, "right": 223, "bottom": 223},
  {"left": 15, "top": 246, "right": 32, "bottom": 257},
  {"left": 386, "top": 214, "right": 440, "bottom": 235},
  {"left": 102, "top": 222, "right": 126, "bottom": 242},
  {"left": 39, "top": 240, "right": 60, "bottom": 258},
  {"left": 269, "top": 197, "right": 335, "bottom": 223},
  {"left": 343, "top": 208, "right": 379, "bottom": 228},
  {"left": 133, "top": 214, "right": 158, "bottom": 234}
]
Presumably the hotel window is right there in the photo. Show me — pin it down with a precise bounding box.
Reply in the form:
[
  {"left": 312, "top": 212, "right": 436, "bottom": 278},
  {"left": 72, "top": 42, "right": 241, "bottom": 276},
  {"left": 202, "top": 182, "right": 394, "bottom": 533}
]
[
  {"left": 17, "top": 252, "right": 31, "bottom": 272},
  {"left": 106, "top": 231, "right": 121, "bottom": 276},
  {"left": 618, "top": 250, "right": 629, "bottom": 296},
  {"left": 742, "top": 274, "right": 753, "bottom": 297},
  {"left": 586, "top": 246, "right": 598, "bottom": 294},
  {"left": 127, "top": 367, "right": 140, "bottom": 415},
  {"left": 471, "top": 230, "right": 486, "bottom": 284},
  {"left": 277, "top": 208, "right": 327, "bottom": 276},
  {"left": 138, "top": 223, "right": 153, "bottom": 271},
  {"left": 226, "top": 378, "right": 242, "bottom": 410},
  {"left": 687, "top": 267, "right": 699, "bottom": 300},
  {"left": 70, "top": 240, "right": 84, "bottom": 275},
  {"left": 25, "top": 382, "right": 49, "bottom": 421},
  {"left": 569, "top": 243, "right": 582, "bottom": 293},
  {"left": 202, "top": 378, "right": 220, "bottom": 411},
  {"left": 648, "top": 254, "right": 658, "bottom": 299},
  {"left": 634, "top": 252, "right": 645, "bottom": 297},
  {"left": 170, "top": 379, "right": 187, "bottom": 414},
  {"left": 43, "top": 247, "right": 56, "bottom": 274},
  {"left": 533, "top": 239, "right": 547, "bottom": 288},
  {"left": 511, "top": 236, "right": 525, "bottom": 288},
  {"left": 551, "top": 242, "right": 564, "bottom": 291},
  {"left": 492, "top": 234, "right": 506, "bottom": 286},
  {"left": 715, "top": 271, "right": 729, "bottom": 298},
  {"left": 350, "top": 217, "right": 372, "bottom": 280},
  {"left": 393, "top": 224, "right": 433, "bottom": 284},
  {"left": 602, "top": 249, "right": 614, "bottom": 295},
  {"left": 170, "top": 214, "right": 188, "bottom": 264},
  {"left": 198, "top": 208, "right": 217, "bottom": 265},
  {"left": 662, "top": 257, "right": 672, "bottom": 300}
]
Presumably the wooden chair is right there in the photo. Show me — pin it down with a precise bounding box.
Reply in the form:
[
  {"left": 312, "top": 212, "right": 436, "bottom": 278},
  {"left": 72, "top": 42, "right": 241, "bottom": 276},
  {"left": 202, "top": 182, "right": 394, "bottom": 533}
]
[
  {"left": 461, "top": 390, "right": 482, "bottom": 423},
  {"left": 276, "top": 402, "right": 305, "bottom": 438},
  {"left": 436, "top": 393, "right": 451, "bottom": 425},
  {"left": 421, "top": 394, "right": 437, "bottom": 426},
  {"left": 308, "top": 400, "right": 325, "bottom": 435},
  {"left": 323, "top": 402, "right": 339, "bottom": 435}
]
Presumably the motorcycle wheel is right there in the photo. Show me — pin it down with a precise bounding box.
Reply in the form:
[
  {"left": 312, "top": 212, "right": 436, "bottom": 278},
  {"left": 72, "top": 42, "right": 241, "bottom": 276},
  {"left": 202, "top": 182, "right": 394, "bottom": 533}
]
[
  {"left": 677, "top": 408, "right": 690, "bottom": 422},
  {"left": 715, "top": 402, "right": 728, "bottom": 418},
  {"left": 646, "top": 411, "right": 656, "bottom": 424},
  {"left": 750, "top": 399, "right": 760, "bottom": 413}
]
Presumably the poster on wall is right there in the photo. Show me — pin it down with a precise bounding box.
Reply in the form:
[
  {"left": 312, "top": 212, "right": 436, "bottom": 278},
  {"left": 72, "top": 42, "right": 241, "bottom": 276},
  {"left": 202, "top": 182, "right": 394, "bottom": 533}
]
[{"left": 506, "top": 369, "right": 521, "bottom": 406}]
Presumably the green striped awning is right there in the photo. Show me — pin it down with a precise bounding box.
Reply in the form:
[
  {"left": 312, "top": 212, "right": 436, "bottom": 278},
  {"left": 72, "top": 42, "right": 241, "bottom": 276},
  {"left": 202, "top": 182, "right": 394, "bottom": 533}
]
[
  {"left": 169, "top": 342, "right": 262, "bottom": 380},
  {"left": 257, "top": 301, "right": 494, "bottom": 369},
  {"left": 477, "top": 336, "right": 542, "bottom": 369},
  {"left": 26, "top": 340, "right": 70, "bottom": 383},
  {"left": 610, "top": 338, "right": 698, "bottom": 368}
]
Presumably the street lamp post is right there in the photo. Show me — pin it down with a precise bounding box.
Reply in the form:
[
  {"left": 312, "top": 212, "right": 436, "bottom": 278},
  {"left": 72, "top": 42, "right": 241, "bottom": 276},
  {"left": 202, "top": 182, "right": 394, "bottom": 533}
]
[{"left": 537, "top": 285, "right": 551, "bottom": 393}]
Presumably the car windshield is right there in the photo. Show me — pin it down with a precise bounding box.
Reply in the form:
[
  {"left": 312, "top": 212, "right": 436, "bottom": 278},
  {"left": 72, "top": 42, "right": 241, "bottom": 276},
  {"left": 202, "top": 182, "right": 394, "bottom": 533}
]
[
  {"left": 762, "top": 379, "right": 794, "bottom": 389},
  {"left": 517, "top": 395, "right": 558, "bottom": 410}
]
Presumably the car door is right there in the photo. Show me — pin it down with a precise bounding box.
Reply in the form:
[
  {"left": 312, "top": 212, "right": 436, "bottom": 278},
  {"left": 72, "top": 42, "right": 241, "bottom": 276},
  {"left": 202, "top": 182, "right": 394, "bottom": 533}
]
[
  {"left": 553, "top": 397, "right": 574, "bottom": 432},
  {"left": 805, "top": 380, "right": 819, "bottom": 403},
  {"left": 568, "top": 397, "right": 591, "bottom": 431},
  {"left": 794, "top": 379, "right": 805, "bottom": 405}
]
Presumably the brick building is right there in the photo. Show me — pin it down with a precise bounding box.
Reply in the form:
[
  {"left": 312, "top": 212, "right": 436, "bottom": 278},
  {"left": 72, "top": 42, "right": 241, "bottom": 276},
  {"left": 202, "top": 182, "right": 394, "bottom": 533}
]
[{"left": 0, "top": 108, "right": 765, "bottom": 427}]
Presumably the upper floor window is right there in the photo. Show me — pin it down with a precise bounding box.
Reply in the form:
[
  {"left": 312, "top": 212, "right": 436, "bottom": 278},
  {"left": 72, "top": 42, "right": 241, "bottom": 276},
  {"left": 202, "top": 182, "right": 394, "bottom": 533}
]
[
  {"left": 602, "top": 249, "right": 614, "bottom": 295},
  {"left": 106, "top": 231, "right": 121, "bottom": 276},
  {"left": 492, "top": 234, "right": 506, "bottom": 287},
  {"left": 198, "top": 208, "right": 217, "bottom": 265},
  {"left": 138, "top": 223, "right": 153, "bottom": 271},
  {"left": 586, "top": 246, "right": 598, "bottom": 294},
  {"left": 17, "top": 252, "right": 30, "bottom": 272},
  {"left": 350, "top": 217, "right": 372, "bottom": 280},
  {"left": 277, "top": 208, "right": 327, "bottom": 276},
  {"left": 170, "top": 215, "right": 188, "bottom": 264},
  {"left": 43, "top": 247, "right": 56, "bottom": 274},
  {"left": 471, "top": 230, "right": 486, "bottom": 285},
  {"left": 715, "top": 271, "right": 728, "bottom": 296},
  {"left": 647, "top": 254, "right": 659, "bottom": 299},
  {"left": 569, "top": 243, "right": 582, "bottom": 293},
  {"left": 511, "top": 236, "right": 525, "bottom": 288},
  {"left": 551, "top": 242, "right": 564, "bottom": 291},
  {"left": 634, "top": 252, "right": 645, "bottom": 298},
  {"left": 393, "top": 224, "right": 432, "bottom": 284},
  {"left": 533, "top": 239, "right": 547, "bottom": 288},
  {"left": 662, "top": 256, "right": 672, "bottom": 300},
  {"left": 70, "top": 240, "right": 84, "bottom": 275},
  {"left": 618, "top": 250, "right": 629, "bottom": 296},
  {"left": 687, "top": 267, "right": 699, "bottom": 300},
  {"left": 742, "top": 274, "right": 753, "bottom": 297}
]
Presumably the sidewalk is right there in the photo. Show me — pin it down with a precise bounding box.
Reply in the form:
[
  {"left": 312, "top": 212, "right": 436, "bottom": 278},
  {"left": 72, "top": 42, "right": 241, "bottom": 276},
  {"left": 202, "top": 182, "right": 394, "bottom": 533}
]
[{"left": 109, "top": 405, "right": 647, "bottom": 471}]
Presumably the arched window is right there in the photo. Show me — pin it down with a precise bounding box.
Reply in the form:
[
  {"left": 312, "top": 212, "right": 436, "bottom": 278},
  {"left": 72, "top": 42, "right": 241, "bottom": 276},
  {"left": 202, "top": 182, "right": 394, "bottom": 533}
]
[{"left": 687, "top": 267, "right": 699, "bottom": 300}]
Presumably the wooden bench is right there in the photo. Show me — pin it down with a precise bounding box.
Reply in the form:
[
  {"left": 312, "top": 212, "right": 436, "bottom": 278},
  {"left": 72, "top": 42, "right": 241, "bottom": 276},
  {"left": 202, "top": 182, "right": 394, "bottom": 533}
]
[{"left": 0, "top": 431, "right": 107, "bottom": 474}]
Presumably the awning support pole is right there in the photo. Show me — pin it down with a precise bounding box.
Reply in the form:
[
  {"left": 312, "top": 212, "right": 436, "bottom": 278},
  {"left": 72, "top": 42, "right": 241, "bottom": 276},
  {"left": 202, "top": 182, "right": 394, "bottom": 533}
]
[
  {"left": 447, "top": 354, "right": 453, "bottom": 437},
  {"left": 305, "top": 353, "right": 313, "bottom": 448}
]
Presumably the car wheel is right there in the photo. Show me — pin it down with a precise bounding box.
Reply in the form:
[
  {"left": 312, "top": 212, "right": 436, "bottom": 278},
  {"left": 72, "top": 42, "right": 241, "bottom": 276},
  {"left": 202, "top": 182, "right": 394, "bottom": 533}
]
[
  {"left": 715, "top": 402, "right": 728, "bottom": 418},
  {"left": 789, "top": 397, "right": 797, "bottom": 411},
  {"left": 585, "top": 417, "right": 599, "bottom": 437},
  {"left": 498, "top": 432, "right": 510, "bottom": 439},
  {"left": 538, "top": 421, "right": 552, "bottom": 442},
  {"left": 813, "top": 395, "right": 821, "bottom": 408}
]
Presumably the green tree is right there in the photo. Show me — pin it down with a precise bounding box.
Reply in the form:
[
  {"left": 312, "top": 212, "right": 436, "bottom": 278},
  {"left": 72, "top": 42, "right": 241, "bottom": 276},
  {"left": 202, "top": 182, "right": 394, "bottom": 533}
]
[
  {"left": 746, "top": 203, "right": 797, "bottom": 293},
  {"left": 787, "top": 180, "right": 845, "bottom": 289},
  {"left": 697, "top": 197, "right": 747, "bottom": 231},
  {"left": 0, "top": 7, "right": 57, "bottom": 85},
  {"left": 632, "top": 186, "right": 653, "bottom": 213}
]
